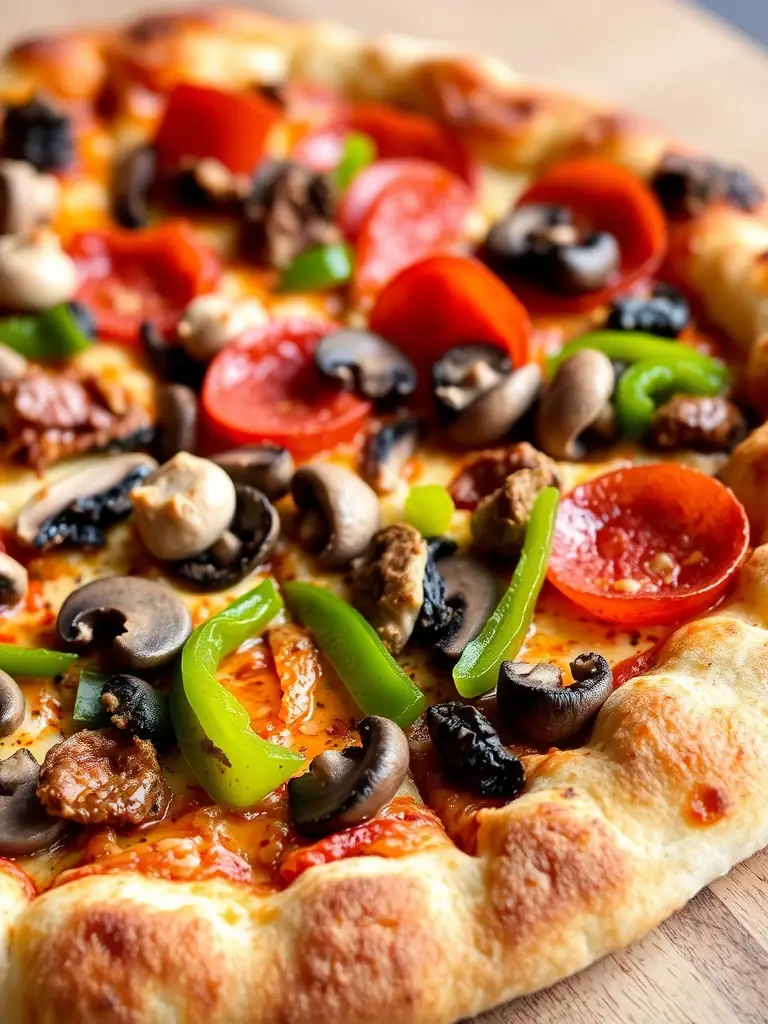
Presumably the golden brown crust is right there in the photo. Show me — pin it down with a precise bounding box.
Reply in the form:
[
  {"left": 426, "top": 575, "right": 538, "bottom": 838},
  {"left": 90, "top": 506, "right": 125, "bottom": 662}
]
[{"left": 1, "top": 7, "right": 768, "bottom": 1024}]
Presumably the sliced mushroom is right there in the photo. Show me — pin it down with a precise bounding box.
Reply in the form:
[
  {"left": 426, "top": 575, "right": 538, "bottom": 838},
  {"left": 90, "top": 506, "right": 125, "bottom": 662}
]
[
  {"left": 0, "top": 670, "right": 25, "bottom": 737},
  {"left": 0, "top": 228, "right": 77, "bottom": 311},
  {"left": 536, "top": 349, "right": 616, "bottom": 460},
  {"left": 496, "top": 652, "right": 613, "bottom": 746},
  {"left": 113, "top": 143, "right": 157, "bottom": 229},
  {"left": 57, "top": 575, "right": 192, "bottom": 671},
  {"left": 483, "top": 203, "right": 620, "bottom": 294},
  {"left": 362, "top": 417, "right": 420, "bottom": 495},
  {"left": 314, "top": 329, "right": 418, "bottom": 403},
  {"left": 0, "top": 158, "right": 60, "bottom": 236},
  {"left": 426, "top": 702, "right": 524, "bottom": 798},
  {"left": 0, "top": 749, "right": 68, "bottom": 856},
  {"left": 132, "top": 452, "right": 237, "bottom": 561},
  {"left": 433, "top": 344, "right": 511, "bottom": 417},
  {"left": 449, "top": 364, "right": 543, "bottom": 448},
  {"left": 101, "top": 673, "right": 172, "bottom": 748},
  {"left": 16, "top": 453, "right": 157, "bottom": 550},
  {"left": 176, "top": 294, "right": 269, "bottom": 363},
  {"left": 0, "top": 552, "right": 27, "bottom": 608},
  {"left": 292, "top": 463, "right": 381, "bottom": 569},
  {"left": 289, "top": 716, "right": 409, "bottom": 837},
  {"left": 0, "top": 342, "right": 28, "bottom": 382},
  {"left": 212, "top": 445, "right": 295, "bottom": 501},
  {"left": 170, "top": 485, "right": 280, "bottom": 591},
  {"left": 155, "top": 383, "right": 198, "bottom": 461},
  {"left": 434, "top": 555, "right": 499, "bottom": 661}
]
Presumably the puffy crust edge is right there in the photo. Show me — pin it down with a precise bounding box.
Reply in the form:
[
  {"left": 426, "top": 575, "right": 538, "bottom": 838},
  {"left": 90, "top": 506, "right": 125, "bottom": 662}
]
[{"left": 1, "top": 7, "right": 768, "bottom": 1023}]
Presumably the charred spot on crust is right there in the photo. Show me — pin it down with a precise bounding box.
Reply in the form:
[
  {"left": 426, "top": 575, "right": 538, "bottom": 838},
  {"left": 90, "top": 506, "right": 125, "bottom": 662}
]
[
  {"left": 2, "top": 96, "right": 74, "bottom": 173},
  {"left": 426, "top": 701, "right": 525, "bottom": 799},
  {"left": 651, "top": 153, "right": 765, "bottom": 217}
]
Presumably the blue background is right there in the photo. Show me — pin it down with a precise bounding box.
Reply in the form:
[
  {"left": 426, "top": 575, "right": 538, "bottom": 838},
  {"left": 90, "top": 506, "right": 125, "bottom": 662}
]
[{"left": 699, "top": 0, "right": 768, "bottom": 45}]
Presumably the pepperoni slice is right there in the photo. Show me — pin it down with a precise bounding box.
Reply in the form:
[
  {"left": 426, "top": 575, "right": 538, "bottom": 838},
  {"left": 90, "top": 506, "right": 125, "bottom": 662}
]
[
  {"left": 548, "top": 464, "right": 749, "bottom": 626},
  {"left": 369, "top": 254, "right": 531, "bottom": 373},
  {"left": 352, "top": 164, "right": 472, "bottom": 303},
  {"left": 293, "top": 101, "right": 475, "bottom": 183},
  {"left": 201, "top": 318, "right": 371, "bottom": 461},
  {"left": 510, "top": 158, "right": 668, "bottom": 314}
]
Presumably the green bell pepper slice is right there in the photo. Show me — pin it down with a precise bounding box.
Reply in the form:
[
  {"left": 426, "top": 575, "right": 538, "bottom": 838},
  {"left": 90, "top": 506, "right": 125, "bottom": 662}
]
[
  {"left": 454, "top": 486, "right": 559, "bottom": 698},
  {"left": 170, "top": 580, "right": 305, "bottom": 807},
  {"left": 283, "top": 582, "right": 427, "bottom": 727},
  {"left": 333, "top": 132, "right": 377, "bottom": 191},
  {"left": 277, "top": 243, "right": 354, "bottom": 293},
  {"left": 73, "top": 670, "right": 110, "bottom": 728},
  {"left": 616, "top": 358, "right": 726, "bottom": 438},
  {"left": 0, "top": 643, "right": 78, "bottom": 677},
  {"left": 0, "top": 304, "right": 92, "bottom": 360},
  {"left": 548, "top": 330, "right": 729, "bottom": 382},
  {"left": 404, "top": 484, "right": 456, "bottom": 537}
]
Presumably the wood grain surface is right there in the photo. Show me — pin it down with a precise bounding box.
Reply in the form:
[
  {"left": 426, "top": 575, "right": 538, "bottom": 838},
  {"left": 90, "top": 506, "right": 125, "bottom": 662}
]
[{"left": 1, "top": 1, "right": 767, "bottom": 1021}]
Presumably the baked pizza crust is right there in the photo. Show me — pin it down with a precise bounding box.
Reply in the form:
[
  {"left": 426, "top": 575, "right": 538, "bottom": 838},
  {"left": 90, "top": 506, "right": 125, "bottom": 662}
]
[{"left": 1, "top": 7, "right": 768, "bottom": 1022}]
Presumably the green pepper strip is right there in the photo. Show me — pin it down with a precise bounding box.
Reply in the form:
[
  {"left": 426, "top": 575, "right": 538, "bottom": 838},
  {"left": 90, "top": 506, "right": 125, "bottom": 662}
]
[
  {"left": 0, "top": 643, "right": 78, "bottom": 677},
  {"left": 170, "top": 580, "right": 305, "bottom": 807},
  {"left": 0, "top": 304, "right": 92, "bottom": 360},
  {"left": 73, "top": 670, "right": 110, "bottom": 728},
  {"left": 333, "top": 132, "right": 377, "bottom": 191},
  {"left": 283, "top": 582, "right": 427, "bottom": 728},
  {"left": 616, "top": 358, "right": 725, "bottom": 438},
  {"left": 277, "top": 243, "right": 354, "bottom": 293},
  {"left": 454, "top": 486, "right": 559, "bottom": 698},
  {"left": 547, "top": 330, "right": 729, "bottom": 382}
]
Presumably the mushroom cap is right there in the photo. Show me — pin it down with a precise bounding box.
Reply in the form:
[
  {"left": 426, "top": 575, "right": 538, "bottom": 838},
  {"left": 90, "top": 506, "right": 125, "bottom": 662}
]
[
  {"left": 155, "top": 383, "right": 198, "bottom": 462},
  {"left": 0, "top": 670, "right": 25, "bottom": 738},
  {"left": 292, "top": 463, "right": 381, "bottom": 569},
  {"left": 132, "top": 452, "right": 237, "bottom": 561},
  {"left": 16, "top": 454, "right": 157, "bottom": 552},
  {"left": 362, "top": 417, "right": 421, "bottom": 496},
  {"left": 213, "top": 444, "right": 295, "bottom": 501},
  {"left": 496, "top": 652, "right": 613, "bottom": 746},
  {"left": 288, "top": 716, "right": 409, "bottom": 838},
  {"left": 170, "top": 485, "right": 280, "bottom": 591},
  {"left": 177, "top": 294, "right": 269, "bottom": 363},
  {"left": 0, "top": 228, "right": 77, "bottom": 311},
  {"left": 57, "top": 575, "right": 192, "bottom": 671},
  {"left": 548, "top": 231, "right": 620, "bottom": 294},
  {"left": 0, "top": 158, "right": 60, "bottom": 237},
  {"left": 449, "top": 363, "right": 542, "bottom": 448},
  {"left": 432, "top": 343, "right": 511, "bottom": 417},
  {"left": 434, "top": 555, "right": 500, "bottom": 661},
  {"left": 0, "top": 749, "right": 67, "bottom": 856},
  {"left": 313, "top": 328, "right": 418, "bottom": 402},
  {"left": 113, "top": 143, "right": 156, "bottom": 229},
  {"left": 0, "top": 551, "right": 28, "bottom": 608},
  {"left": 536, "top": 348, "right": 616, "bottom": 460}
]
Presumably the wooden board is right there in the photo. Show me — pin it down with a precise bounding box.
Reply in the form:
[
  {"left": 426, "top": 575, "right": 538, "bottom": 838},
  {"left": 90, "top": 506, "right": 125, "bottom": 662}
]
[{"left": 1, "top": 1, "right": 768, "bottom": 1021}]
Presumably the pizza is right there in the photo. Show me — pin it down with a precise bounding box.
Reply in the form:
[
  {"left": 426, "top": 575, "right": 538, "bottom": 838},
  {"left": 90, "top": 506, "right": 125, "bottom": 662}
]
[{"left": 0, "top": 6, "right": 766, "bottom": 1022}]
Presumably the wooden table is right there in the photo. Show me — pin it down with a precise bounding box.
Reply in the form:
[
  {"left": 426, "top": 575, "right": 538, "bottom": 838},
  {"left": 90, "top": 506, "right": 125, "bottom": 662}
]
[{"left": 1, "top": 1, "right": 767, "bottom": 1021}]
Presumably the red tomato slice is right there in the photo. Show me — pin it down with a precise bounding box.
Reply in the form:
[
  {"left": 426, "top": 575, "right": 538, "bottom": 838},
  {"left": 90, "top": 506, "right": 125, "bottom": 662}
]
[
  {"left": 352, "top": 165, "right": 472, "bottom": 303},
  {"left": 293, "top": 102, "right": 475, "bottom": 184},
  {"left": 510, "top": 158, "right": 668, "bottom": 314},
  {"left": 201, "top": 318, "right": 371, "bottom": 461},
  {"left": 69, "top": 220, "right": 221, "bottom": 343},
  {"left": 154, "top": 82, "right": 281, "bottom": 175},
  {"left": 548, "top": 464, "right": 749, "bottom": 626},
  {"left": 369, "top": 254, "right": 531, "bottom": 373}
]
